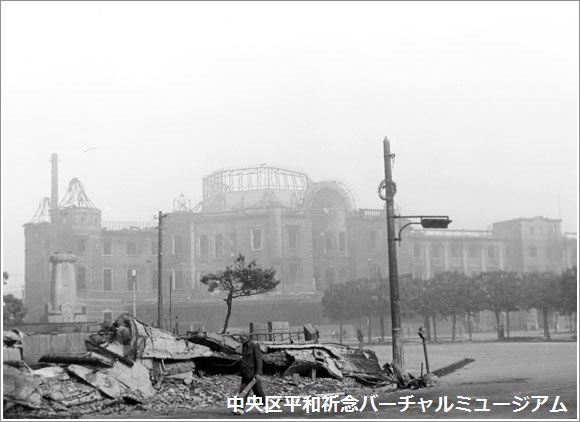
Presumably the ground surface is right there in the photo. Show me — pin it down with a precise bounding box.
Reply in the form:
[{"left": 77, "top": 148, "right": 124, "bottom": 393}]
[{"left": 87, "top": 331, "right": 578, "bottom": 420}]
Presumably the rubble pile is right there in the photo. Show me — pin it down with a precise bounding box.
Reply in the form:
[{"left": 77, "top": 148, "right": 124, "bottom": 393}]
[
  {"left": 3, "top": 329, "right": 24, "bottom": 361},
  {"left": 3, "top": 313, "right": 420, "bottom": 418}
]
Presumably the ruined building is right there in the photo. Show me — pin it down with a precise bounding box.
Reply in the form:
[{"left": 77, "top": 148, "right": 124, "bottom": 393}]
[{"left": 23, "top": 155, "right": 577, "bottom": 330}]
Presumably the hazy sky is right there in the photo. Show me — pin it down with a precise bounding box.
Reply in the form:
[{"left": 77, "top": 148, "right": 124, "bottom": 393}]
[{"left": 2, "top": 1, "right": 578, "bottom": 295}]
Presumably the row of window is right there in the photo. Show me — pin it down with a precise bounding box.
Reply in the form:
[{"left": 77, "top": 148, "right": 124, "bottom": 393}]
[
  {"left": 77, "top": 261, "right": 308, "bottom": 292},
  {"left": 322, "top": 231, "right": 347, "bottom": 252},
  {"left": 102, "top": 238, "right": 164, "bottom": 256},
  {"left": 413, "top": 244, "right": 568, "bottom": 261},
  {"left": 76, "top": 267, "right": 188, "bottom": 291},
  {"left": 527, "top": 246, "right": 566, "bottom": 259},
  {"left": 78, "top": 229, "right": 402, "bottom": 256},
  {"left": 99, "top": 237, "right": 181, "bottom": 257},
  {"left": 414, "top": 244, "right": 500, "bottom": 260},
  {"left": 528, "top": 225, "right": 558, "bottom": 235},
  {"left": 93, "top": 228, "right": 300, "bottom": 259},
  {"left": 197, "top": 227, "right": 302, "bottom": 258}
]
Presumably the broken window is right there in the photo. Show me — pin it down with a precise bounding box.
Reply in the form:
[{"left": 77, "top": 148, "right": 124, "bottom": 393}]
[
  {"left": 368, "top": 230, "right": 377, "bottom": 250},
  {"left": 199, "top": 235, "right": 209, "bottom": 258},
  {"left": 77, "top": 237, "right": 87, "bottom": 254},
  {"left": 77, "top": 266, "right": 87, "bottom": 291},
  {"left": 338, "top": 232, "right": 346, "bottom": 252},
  {"left": 451, "top": 245, "right": 461, "bottom": 258},
  {"left": 370, "top": 263, "right": 380, "bottom": 278},
  {"left": 288, "top": 263, "right": 299, "bottom": 285},
  {"left": 288, "top": 228, "right": 298, "bottom": 250},
  {"left": 251, "top": 228, "right": 262, "bottom": 251},
  {"left": 174, "top": 270, "right": 184, "bottom": 290},
  {"left": 103, "top": 269, "right": 113, "bottom": 291},
  {"left": 215, "top": 234, "right": 224, "bottom": 259},
  {"left": 325, "top": 268, "right": 334, "bottom": 285},
  {"left": 325, "top": 232, "right": 336, "bottom": 251},
  {"left": 127, "top": 240, "right": 137, "bottom": 256},
  {"left": 414, "top": 244, "right": 421, "bottom": 258},
  {"left": 173, "top": 235, "right": 183, "bottom": 255},
  {"left": 103, "top": 238, "right": 112, "bottom": 256}
]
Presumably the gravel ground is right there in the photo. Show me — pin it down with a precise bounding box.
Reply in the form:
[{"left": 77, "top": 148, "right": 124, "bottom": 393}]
[{"left": 3, "top": 372, "right": 381, "bottom": 419}]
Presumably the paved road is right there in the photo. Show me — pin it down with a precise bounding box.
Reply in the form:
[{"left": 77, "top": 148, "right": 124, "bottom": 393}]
[{"left": 92, "top": 340, "right": 577, "bottom": 419}]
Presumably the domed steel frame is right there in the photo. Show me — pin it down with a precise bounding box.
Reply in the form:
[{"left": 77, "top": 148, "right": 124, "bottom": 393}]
[{"left": 202, "top": 164, "right": 312, "bottom": 200}]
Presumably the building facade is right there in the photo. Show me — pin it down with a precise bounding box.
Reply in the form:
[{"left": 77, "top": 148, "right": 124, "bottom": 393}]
[{"left": 23, "top": 162, "right": 577, "bottom": 330}]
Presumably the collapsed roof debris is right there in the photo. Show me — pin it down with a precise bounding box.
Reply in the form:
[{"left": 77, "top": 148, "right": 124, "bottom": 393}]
[
  {"left": 3, "top": 313, "right": 432, "bottom": 418},
  {"left": 3, "top": 329, "right": 24, "bottom": 362}
]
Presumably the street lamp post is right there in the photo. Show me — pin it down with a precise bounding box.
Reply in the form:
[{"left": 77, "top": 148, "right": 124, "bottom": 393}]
[
  {"left": 380, "top": 136, "right": 452, "bottom": 372},
  {"left": 157, "top": 211, "right": 168, "bottom": 329},
  {"left": 131, "top": 269, "right": 137, "bottom": 318},
  {"left": 382, "top": 137, "right": 404, "bottom": 370}
]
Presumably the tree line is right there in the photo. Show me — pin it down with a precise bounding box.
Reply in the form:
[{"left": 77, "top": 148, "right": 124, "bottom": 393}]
[{"left": 321, "top": 267, "right": 577, "bottom": 342}]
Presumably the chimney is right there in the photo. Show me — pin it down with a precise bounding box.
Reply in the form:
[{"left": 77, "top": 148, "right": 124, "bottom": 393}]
[{"left": 51, "top": 153, "right": 58, "bottom": 220}]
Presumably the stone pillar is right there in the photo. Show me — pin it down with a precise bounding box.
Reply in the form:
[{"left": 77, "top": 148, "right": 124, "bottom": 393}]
[
  {"left": 480, "top": 245, "right": 487, "bottom": 272},
  {"left": 268, "top": 207, "right": 283, "bottom": 288},
  {"left": 443, "top": 242, "right": 450, "bottom": 271},
  {"left": 268, "top": 207, "right": 283, "bottom": 260},
  {"left": 48, "top": 253, "right": 87, "bottom": 322}
]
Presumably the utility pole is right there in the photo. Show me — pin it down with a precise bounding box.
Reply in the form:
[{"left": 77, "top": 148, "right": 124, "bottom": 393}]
[
  {"left": 169, "top": 275, "right": 173, "bottom": 333},
  {"left": 383, "top": 136, "right": 404, "bottom": 370},
  {"left": 157, "top": 211, "right": 168, "bottom": 328}
]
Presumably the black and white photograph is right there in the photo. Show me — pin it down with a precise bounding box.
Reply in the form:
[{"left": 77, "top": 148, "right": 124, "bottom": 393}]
[{"left": 1, "top": 1, "right": 578, "bottom": 420}]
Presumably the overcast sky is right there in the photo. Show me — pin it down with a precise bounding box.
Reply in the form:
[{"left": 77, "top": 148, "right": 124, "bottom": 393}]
[{"left": 1, "top": 1, "right": 578, "bottom": 295}]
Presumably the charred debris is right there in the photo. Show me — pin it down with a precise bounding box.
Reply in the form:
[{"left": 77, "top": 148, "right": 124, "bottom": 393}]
[{"left": 3, "top": 313, "right": 435, "bottom": 416}]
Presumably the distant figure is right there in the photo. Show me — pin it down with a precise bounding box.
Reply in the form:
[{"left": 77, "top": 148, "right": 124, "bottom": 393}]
[
  {"left": 357, "top": 328, "right": 364, "bottom": 350},
  {"left": 233, "top": 334, "right": 266, "bottom": 415}
]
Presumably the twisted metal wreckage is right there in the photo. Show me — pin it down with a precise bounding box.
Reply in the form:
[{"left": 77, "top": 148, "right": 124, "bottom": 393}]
[{"left": 3, "top": 313, "right": 433, "bottom": 413}]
